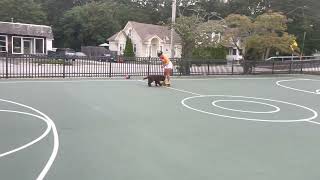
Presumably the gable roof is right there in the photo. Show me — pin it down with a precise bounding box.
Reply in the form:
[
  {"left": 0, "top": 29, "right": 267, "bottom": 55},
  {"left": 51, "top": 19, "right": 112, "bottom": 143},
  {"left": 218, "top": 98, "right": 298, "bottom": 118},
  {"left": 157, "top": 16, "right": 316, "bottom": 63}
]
[
  {"left": 107, "top": 32, "right": 119, "bottom": 41},
  {"left": 128, "top": 21, "right": 181, "bottom": 44},
  {"left": 108, "top": 21, "right": 182, "bottom": 44},
  {"left": 0, "top": 21, "right": 54, "bottom": 39}
]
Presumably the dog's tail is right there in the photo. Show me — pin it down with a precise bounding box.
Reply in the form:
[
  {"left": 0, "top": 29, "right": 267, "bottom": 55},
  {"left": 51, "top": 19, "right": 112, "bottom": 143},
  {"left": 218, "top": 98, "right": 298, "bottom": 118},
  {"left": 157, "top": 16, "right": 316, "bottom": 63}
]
[{"left": 143, "top": 76, "right": 148, "bottom": 80}]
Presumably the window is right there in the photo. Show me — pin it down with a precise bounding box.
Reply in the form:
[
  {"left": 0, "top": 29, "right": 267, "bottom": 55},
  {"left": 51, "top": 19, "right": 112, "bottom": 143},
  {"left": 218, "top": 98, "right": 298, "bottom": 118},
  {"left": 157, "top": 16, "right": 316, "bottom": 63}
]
[
  {"left": 134, "top": 44, "right": 137, "bottom": 53},
  {"left": 175, "top": 46, "right": 178, "bottom": 57},
  {"left": 128, "top": 29, "right": 132, "bottom": 37},
  {"left": 233, "top": 49, "right": 237, "bottom": 55},
  {"left": 12, "top": 37, "right": 22, "bottom": 54},
  {"left": 120, "top": 44, "right": 125, "bottom": 54},
  {"left": 160, "top": 46, "right": 163, "bottom": 52},
  {"left": 239, "top": 49, "right": 243, "bottom": 55},
  {"left": 23, "top": 38, "right": 33, "bottom": 54},
  {"left": 0, "top": 35, "right": 7, "bottom": 52},
  {"left": 35, "top": 38, "right": 44, "bottom": 54}
]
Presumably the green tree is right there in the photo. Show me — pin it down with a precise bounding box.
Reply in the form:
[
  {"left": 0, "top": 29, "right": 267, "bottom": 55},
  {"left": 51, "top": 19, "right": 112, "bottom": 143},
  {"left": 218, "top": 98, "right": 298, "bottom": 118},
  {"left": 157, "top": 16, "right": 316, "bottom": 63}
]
[
  {"left": 174, "top": 16, "right": 203, "bottom": 58},
  {"left": 252, "top": 12, "right": 297, "bottom": 58},
  {"left": 123, "top": 36, "right": 135, "bottom": 57},
  {"left": 0, "top": 0, "right": 47, "bottom": 24},
  {"left": 192, "top": 46, "right": 227, "bottom": 59},
  {"left": 174, "top": 15, "right": 226, "bottom": 58},
  {"left": 57, "top": 2, "right": 121, "bottom": 50},
  {"left": 224, "top": 0, "right": 320, "bottom": 54},
  {"left": 55, "top": 1, "right": 155, "bottom": 49},
  {"left": 224, "top": 12, "right": 296, "bottom": 60}
]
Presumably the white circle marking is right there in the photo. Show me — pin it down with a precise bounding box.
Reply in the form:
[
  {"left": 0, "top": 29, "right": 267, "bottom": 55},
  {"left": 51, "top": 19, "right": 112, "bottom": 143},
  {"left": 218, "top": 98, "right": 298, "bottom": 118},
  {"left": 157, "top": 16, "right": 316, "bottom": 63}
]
[
  {"left": 276, "top": 79, "right": 320, "bottom": 95},
  {"left": 0, "top": 99, "right": 59, "bottom": 180},
  {"left": 0, "top": 110, "right": 51, "bottom": 158},
  {"left": 211, "top": 100, "right": 280, "bottom": 114},
  {"left": 182, "top": 95, "right": 318, "bottom": 122}
]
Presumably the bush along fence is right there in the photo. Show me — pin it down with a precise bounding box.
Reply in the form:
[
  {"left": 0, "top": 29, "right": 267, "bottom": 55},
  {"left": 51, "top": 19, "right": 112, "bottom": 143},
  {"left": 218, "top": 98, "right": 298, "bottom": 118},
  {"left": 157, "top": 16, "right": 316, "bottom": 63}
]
[{"left": 0, "top": 54, "right": 320, "bottom": 78}]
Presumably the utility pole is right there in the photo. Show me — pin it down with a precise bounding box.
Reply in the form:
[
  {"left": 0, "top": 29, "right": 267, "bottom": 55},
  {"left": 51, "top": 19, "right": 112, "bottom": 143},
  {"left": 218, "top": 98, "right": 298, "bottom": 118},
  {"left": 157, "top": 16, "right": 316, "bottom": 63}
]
[{"left": 170, "top": 0, "right": 176, "bottom": 58}]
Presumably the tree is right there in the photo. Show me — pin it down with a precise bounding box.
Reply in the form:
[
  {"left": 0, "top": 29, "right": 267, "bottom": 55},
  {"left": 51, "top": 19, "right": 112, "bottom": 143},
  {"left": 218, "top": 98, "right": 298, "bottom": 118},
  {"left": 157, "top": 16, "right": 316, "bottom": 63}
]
[
  {"left": 56, "top": 2, "right": 121, "bottom": 50},
  {"left": 123, "top": 36, "right": 135, "bottom": 57},
  {"left": 0, "top": 0, "right": 47, "bottom": 24},
  {"left": 174, "top": 16, "right": 203, "bottom": 58},
  {"left": 173, "top": 15, "right": 227, "bottom": 75},
  {"left": 174, "top": 15, "right": 226, "bottom": 58},
  {"left": 192, "top": 46, "right": 227, "bottom": 59},
  {"left": 56, "top": 1, "right": 155, "bottom": 50},
  {"left": 252, "top": 12, "right": 297, "bottom": 59},
  {"left": 224, "top": 12, "right": 296, "bottom": 60},
  {"left": 224, "top": 14, "right": 253, "bottom": 51},
  {"left": 224, "top": 0, "right": 320, "bottom": 54}
]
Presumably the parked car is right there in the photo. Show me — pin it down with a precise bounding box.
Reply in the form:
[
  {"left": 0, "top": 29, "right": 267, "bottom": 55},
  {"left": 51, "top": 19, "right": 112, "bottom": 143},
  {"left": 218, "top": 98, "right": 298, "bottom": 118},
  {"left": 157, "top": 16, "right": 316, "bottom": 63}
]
[
  {"left": 48, "top": 48, "right": 88, "bottom": 61},
  {"left": 98, "top": 53, "right": 116, "bottom": 62},
  {"left": 55, "top": 48, "right": 76, "bottom": 57},
  {"left": 74, "top": 52, "right": 87, "bottom": 57}
]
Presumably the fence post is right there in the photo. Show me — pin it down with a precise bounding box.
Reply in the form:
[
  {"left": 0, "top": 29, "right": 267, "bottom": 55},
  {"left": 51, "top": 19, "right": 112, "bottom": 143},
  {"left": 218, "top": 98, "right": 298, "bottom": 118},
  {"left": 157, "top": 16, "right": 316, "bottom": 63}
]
[
  {"left": 207, "top": 60, "right": 210, "bottom": 76},
  {"left": 289, "top": 61, "right": 292, "bottom": 74},
  {"left": 272, "top": 61, "right": 275, "bottom": 74},
  {"left": 63, "top": 58, "right": 66, "bottom": 78},
  {"left": 109, "top": 60, "right": 112, "bottom": 78},
  {"left": 231, "top": 60, "right": 234, "bottom": 75},
  {"left": 179, "top": 59, "right": 182, "bottom": 76},
  {"left": 5, "top": 54, "right": 9, "bottom": 79},
  {"left": 147, "top": 56, "right": 151, "bottom": 76}
]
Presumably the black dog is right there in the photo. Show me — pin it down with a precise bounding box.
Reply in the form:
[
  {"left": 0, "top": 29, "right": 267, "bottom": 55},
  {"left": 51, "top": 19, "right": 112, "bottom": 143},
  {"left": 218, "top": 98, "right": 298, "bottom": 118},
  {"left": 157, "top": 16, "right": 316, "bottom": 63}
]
[{"left": 143, "top": 75, "right": 166, "bottom": 87}]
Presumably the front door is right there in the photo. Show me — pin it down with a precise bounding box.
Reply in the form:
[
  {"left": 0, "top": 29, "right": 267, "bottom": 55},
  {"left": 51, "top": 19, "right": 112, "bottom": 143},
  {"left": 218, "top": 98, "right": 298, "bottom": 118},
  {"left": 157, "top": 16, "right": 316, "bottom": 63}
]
[{"left": 152, "top": 44, "right": 157, "bottom": 57}]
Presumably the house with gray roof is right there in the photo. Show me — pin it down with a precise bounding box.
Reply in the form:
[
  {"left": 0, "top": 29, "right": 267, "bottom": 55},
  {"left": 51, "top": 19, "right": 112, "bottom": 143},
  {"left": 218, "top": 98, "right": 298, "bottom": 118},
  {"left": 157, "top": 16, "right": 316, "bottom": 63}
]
[
  {"left": 107, "top": 21, "right": 182, "bottom": 58},
  {"left": 0, "top": 21, "right": 54, "bottom": 54}
]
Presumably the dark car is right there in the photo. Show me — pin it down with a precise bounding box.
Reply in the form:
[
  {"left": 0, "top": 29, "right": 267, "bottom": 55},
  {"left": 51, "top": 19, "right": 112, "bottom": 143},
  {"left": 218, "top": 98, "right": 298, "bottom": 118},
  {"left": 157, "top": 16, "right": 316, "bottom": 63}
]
[
  {"left": 48, "top": 48, "right": 77, "bottom": 61},
  {"left": 98, "top": 53, "right": 116, "bottom": 62}
]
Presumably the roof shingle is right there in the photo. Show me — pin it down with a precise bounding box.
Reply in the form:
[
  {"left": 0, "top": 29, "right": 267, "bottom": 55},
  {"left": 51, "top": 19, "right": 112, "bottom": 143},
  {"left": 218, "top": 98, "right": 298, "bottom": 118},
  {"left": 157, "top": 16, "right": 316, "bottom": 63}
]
[{"left": 0, "top": 21, "right": 53, "bottom": 39}]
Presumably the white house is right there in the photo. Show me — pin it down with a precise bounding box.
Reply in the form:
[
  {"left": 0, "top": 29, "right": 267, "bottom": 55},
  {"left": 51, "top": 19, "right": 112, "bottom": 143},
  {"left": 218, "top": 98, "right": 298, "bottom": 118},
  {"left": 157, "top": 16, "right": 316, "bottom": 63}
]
[
  {"left": 226, "top": 41, "right": 243, "bottom": 61},
  {"left": 0, "top": 21, "right": 54, "bottom": 54},
  {"left": 107, "top": 21, "right": 182, "bottom": 58}
]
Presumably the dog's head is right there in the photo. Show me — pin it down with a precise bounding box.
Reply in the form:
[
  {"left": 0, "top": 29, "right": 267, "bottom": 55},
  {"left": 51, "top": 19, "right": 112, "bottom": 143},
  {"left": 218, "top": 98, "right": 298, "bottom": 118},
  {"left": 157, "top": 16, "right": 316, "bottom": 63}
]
[{"left": 160, "top": 75, "right": 166, "bottom": 81}]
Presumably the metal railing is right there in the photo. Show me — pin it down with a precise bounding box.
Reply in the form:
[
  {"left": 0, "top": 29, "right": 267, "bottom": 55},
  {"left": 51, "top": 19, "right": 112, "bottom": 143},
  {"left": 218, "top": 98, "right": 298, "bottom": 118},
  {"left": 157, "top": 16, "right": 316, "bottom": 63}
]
[
  {"left": 265, "top": 55, "right": 320, "bottom": 62},
  {"left": 0, "top": 54, "right": 320, "bottom": 78}
]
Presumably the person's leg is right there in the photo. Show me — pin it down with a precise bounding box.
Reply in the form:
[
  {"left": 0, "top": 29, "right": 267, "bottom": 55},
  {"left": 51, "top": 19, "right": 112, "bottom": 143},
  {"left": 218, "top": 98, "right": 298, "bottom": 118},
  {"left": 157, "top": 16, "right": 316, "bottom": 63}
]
[{"left": 164, "top": 69, "right": 171, "bottom": 86}]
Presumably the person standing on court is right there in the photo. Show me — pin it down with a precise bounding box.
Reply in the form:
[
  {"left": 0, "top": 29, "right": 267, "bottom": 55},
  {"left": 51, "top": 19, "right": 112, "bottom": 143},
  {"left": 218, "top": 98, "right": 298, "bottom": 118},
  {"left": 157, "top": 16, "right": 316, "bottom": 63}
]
[{"left": 157, "top": 51, "right": 173, "bottom": 87}]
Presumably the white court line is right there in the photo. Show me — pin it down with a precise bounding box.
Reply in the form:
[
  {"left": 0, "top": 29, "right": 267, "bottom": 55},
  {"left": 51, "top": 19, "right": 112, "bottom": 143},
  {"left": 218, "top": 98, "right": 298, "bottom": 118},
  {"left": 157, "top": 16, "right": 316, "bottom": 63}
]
[
  {"left": 138, "top": 79, "right": 202, "bottom": 96},
  {"left": 0, "top": 76, "right": 301, "bottom": 84},
  {"left": 182, "top": 95, "right": 318, "bottom": 123},
  {"left": 0, "top": 98, "right": 59, "bottom": 180},
  {"left": 0, "top": 110, "right": 51, "bottom": 158},
  {"left": 309, "top": 120, "right": 320, "bottom": 125},
  {"left": 166, "top": 87, "right": 202, "bottom": 96},
  {"left": 212, "top": 100, "right": 280, "bottom": 114},
  {"left": 172, "top": 77, "right": 294, "bottom": 80},
  {"left": 0, "top": 79, "right": 135, "bottom": 84},
  {"left": 276, "top": 79, "right": 320, "bottom": 95},
  {"left": 160, "top": 86, "right": 320, "bottom": 124}
]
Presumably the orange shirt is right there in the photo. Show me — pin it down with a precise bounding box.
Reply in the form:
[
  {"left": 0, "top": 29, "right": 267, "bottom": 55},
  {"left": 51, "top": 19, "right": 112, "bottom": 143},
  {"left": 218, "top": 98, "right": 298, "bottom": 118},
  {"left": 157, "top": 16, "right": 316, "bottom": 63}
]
[{"left": 160, "top": 54, "right": 170, "bottom": 65}]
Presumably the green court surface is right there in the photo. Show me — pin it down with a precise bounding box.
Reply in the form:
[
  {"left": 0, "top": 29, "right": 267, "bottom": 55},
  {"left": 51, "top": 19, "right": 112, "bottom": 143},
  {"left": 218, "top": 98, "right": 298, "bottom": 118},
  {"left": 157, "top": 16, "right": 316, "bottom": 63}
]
[{"left": 1, "top": 75, "right": 320, "bottom": 180}]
